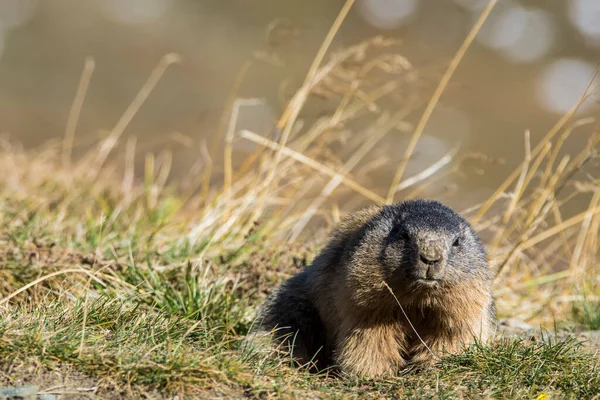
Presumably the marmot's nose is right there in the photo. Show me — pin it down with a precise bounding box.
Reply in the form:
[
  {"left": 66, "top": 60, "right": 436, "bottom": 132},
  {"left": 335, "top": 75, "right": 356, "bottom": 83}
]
[
  {"left": 419, "top": 240, "right": 445, "bottom": 264},
  {"left": 419, "top": 253, "right": 441, "bottom": 264},
  {"left": 418, "top": 239, "right": 446, "bottom": 279}
]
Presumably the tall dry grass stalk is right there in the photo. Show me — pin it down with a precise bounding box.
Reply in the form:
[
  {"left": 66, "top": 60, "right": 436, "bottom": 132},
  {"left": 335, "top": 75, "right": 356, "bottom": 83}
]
[{"left": 0, "top": 0, "right": 598, "bottom": 327}]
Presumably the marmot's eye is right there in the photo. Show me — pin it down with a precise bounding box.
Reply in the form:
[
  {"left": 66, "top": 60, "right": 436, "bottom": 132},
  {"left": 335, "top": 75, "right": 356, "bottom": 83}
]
[
  {"left": 453, "top": 236, "right": 463, "bottom": 247},
  {"left": 389, "top": 225, "right": 410, "bottom": 242},
  {"left": 399, "top": 231, "right": 411, "bottom": 241}
]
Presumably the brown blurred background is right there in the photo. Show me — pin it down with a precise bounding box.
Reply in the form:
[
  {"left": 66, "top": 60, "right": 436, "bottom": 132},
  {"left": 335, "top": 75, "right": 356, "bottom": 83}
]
[{"left": 0, "top": 0, "right": 598, "bottom": 208}]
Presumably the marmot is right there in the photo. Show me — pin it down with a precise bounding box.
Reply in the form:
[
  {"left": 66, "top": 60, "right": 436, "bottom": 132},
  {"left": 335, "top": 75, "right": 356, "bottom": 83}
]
[{"left": 250, "top": 199, "right": 495, "bottom": 377}]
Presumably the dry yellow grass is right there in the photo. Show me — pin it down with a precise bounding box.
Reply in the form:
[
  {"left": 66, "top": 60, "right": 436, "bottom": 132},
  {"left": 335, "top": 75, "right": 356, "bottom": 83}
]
[{"left": 0, "top": 0, "right": 598, "bottom": 397}]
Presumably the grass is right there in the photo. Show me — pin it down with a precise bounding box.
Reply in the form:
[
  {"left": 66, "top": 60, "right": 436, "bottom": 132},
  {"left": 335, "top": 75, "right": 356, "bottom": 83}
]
[
  {"left": 1, "top": 1, "right": 600, "bottom": 398},
  {"left": 572, "top": 298, "right": 600, "bottom": 331}
]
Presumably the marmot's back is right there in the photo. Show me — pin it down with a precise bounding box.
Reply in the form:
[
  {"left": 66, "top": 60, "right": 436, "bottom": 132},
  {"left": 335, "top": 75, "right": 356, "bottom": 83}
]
[{"left": 252, "top": 199, "right": 495, "bottom": 377}]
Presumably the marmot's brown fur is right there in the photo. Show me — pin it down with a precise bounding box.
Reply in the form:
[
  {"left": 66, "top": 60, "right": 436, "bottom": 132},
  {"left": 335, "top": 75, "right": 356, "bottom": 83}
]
[{"left": 250, "top": 199, "right": 495, "bottom": 377}]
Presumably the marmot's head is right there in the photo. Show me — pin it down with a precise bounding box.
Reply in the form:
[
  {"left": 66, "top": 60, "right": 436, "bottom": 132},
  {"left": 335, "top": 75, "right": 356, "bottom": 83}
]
[{"left": 343, "top": 199, "right": 491, "bottom": 305}]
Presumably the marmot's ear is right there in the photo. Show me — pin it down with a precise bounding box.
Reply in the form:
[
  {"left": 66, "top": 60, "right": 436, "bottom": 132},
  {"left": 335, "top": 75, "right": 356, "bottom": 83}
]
[
  {"left": 331, "top": 205, "right": 383, "bottom": 239},
  {"left": 315, "top": 205, "right": 383, "bottom": 267}
]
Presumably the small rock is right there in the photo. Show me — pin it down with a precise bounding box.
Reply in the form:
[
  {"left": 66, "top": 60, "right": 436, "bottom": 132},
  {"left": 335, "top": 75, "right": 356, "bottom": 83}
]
[
  {"left": 578, "top": 331, "right": 600, "bottom": 340},
  {"left": 498, "top": 318, "right": 535, "bottom": 330},
  {"left": 0, "top": 384, "right": 39, "bottom": 399},
  {"left": 496, "top": 318, "right": 537, "bottom": 339}
]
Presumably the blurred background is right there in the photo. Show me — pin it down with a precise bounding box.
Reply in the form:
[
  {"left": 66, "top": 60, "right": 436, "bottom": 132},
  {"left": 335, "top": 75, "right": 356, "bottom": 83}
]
[{"left": 0, "top": 0, "right": 598, "bottom": 209}]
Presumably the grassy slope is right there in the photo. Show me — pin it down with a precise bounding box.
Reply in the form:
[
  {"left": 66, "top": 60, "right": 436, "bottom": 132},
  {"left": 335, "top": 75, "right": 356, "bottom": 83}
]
[
  {"left": 1, "top": 10, "right": 599, "bottom": 398},
  {"left": 0, "top": 149, "right": 598, "bottom": 399}
]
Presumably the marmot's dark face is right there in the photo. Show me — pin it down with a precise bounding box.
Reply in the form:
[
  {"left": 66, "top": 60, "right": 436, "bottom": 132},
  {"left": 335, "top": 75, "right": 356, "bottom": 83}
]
[{"left": 349, "top": 199, "right": 490, "bottom": 300}]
